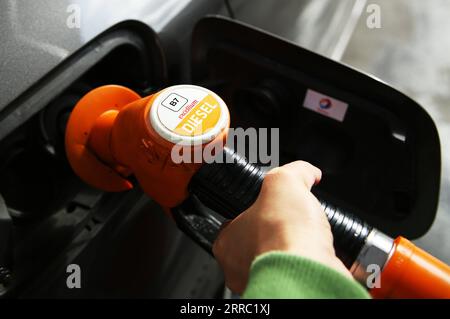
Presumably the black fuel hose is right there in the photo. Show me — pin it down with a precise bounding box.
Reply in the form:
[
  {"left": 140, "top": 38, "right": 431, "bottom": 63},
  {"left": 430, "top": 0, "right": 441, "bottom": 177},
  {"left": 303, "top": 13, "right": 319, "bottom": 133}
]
[{"left": 189, "top": 147, "right": 372, "bottom": 267}]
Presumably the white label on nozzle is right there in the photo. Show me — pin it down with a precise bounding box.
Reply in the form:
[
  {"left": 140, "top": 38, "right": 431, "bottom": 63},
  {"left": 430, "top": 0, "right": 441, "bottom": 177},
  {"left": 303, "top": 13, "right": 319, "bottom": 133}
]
[
  {"left": 156, "top": 86, "right": 222, "bottom": 137},
  {"left": 161, "top": 93, "right": 188, "bottom": 112},
  {"left": 149, "top": 85, "right": 229, "bottom": 146}
]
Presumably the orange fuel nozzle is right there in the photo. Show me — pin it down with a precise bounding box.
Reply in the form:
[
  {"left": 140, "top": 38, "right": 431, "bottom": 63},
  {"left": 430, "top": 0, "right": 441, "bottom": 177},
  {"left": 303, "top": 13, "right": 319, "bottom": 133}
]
[
  {"left": 65, "top": 84, "right": 230, "bottom": 208},
  {"left": 371, "top": 236, "right": 450, "bottom": 299}
]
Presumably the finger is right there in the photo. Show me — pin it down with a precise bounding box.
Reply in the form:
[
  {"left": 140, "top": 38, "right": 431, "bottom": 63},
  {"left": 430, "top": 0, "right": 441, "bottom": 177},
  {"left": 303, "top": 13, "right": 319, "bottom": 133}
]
[
  {"left": 212, "top": 220, "right": 232, "bottom": 258},
  {"left": 269, "top": 161, "right": 322, "bottom": 190}
]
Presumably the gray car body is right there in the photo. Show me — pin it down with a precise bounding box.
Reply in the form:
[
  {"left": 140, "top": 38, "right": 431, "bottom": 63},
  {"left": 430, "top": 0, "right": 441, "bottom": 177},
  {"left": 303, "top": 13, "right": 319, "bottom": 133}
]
[{"left": 0, "top": 0, "right": 362, "bottom": 114}]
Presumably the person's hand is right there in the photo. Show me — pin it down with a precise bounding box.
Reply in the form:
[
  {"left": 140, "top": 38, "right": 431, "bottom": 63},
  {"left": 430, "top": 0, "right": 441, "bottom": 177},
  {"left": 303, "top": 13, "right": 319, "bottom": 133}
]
[{"left": 212, "top": 161, "right": 351, "bottom": 294}]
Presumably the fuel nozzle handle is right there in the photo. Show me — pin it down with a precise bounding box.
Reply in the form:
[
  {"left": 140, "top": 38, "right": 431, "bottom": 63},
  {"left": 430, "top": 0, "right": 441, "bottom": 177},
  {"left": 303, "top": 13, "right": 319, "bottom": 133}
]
[{"left": 189, "top": 147, "right": 450, "bottom": 298}]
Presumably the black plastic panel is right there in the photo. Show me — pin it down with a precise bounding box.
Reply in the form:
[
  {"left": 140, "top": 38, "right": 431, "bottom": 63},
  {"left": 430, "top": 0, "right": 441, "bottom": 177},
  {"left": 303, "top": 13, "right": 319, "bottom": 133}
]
[{"left": 191, "top": 16, "right": 441, "bottom": 238}]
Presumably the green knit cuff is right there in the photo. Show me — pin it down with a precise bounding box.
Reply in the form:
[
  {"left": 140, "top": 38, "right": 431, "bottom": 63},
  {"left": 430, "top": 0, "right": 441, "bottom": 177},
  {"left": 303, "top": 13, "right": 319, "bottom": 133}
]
[{"left": 243, "top": 252, "right": 371, "bottom": 299}]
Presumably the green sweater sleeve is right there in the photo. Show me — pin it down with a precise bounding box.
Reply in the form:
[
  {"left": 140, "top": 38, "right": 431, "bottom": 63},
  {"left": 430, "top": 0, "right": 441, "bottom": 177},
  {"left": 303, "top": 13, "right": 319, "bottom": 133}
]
[{"left": 243, "top": 252, "right": 371, "bottom": 299}]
